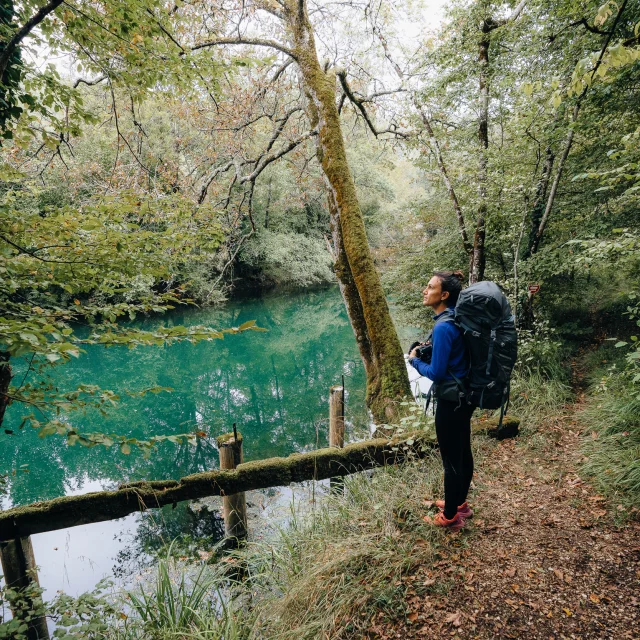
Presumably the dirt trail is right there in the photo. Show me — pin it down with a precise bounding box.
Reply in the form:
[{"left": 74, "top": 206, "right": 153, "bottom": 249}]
[{"left": 376, "top": 401, "right": 640, "bottom": 639}]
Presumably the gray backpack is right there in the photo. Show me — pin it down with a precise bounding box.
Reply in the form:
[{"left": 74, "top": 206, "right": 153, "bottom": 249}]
[{"left": 454, "top": 282, "right": 518, "bottom": 420}]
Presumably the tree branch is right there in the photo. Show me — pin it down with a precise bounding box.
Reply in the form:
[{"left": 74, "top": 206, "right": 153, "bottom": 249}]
[
  {"left": 570, "top": 17, "right": 612, "bottom": 35},
  {"left": 0, "top": 0, "right": 65, "bottom": 78},
  {"left": 73, "top": 75, "right": 107, "bottom": 89},
  {"left": 240, "top": 129, "right": 317, "bottom": 183},
  {"left": 192, "top": 36, "right": 296, "bottom": 60},
  {"left": 198, "top": 160, "right": 235, "bottom": 204},
  {"left": 417, "top": 108, "right": 472, "bottom": 255},
  {"left": 337, "top": 71, "right": 408, "bottom": 139}
]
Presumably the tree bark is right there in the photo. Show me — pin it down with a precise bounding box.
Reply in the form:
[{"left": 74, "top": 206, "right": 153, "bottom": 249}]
[
  {"left": 524, "top": 143, "right": 555, "bottom": 258},
  {"left": 529, "top": 103, "right": 580, "bottom": 255},
  {"left": 286, "top": 0, "right": 410, "bottom": 421},
  {"left": 470, "top": 26, "right": 491, "bottom": 284},
  {"left": 0, "top": 352, "right": 11, "bottom": 428},
  {"left": 328, "top": 191, "right": 375, "bottom": 383}
]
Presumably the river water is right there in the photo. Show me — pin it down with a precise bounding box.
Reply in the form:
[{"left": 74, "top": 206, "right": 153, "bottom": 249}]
[{"left": 1, "top": 286, "right": 421, "bottom": 597}]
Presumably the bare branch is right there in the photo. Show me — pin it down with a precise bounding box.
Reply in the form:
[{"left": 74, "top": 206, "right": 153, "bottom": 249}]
[
  {"left": 240, "top": 129, "right": 317, "bottom": 183},
  {"left": 417, "top": 108, "right": 472, "bottom": 255},
  {"left": 0, "top": 234, "right": 99, "bottom": 265},
  {"left": 192, "top": 36, "right": 296, "bottom": 60},
  {"left": 371, "top": 24, "right": 403, "bottom": 80},
  {"left": 263, "top": 107, "right": 303, "bottom": 155},
  {"left": 337, "top": 71, "right": 408, "bottom": 139},
  {"left": 198, "top": 160, "right": 235, "bottom": 204},
  {"left": 485, "top": 0, "right": 529, "bottom": 31},
  {"left": 271, "top": 58, "right": 293, "bottom": 83},
  {"left": 73, "top": 75, "right": 107, "bottom": 89},
  {"left": 508, "top": 0, "right": 528, "bottom": 23}
]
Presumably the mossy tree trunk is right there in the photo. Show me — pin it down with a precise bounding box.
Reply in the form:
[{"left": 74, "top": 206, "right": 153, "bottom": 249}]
[{"left": 284, "top": 0, "right": 410, "bottom": 421}]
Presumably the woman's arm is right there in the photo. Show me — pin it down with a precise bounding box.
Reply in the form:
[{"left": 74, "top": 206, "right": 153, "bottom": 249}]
[{"left": 410, "top": 323, "right": 455, "bottom": 383}]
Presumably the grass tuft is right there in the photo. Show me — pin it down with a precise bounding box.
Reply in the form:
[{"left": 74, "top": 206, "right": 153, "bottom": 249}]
[
  {"left": 580, "top": 380, "right": 640, "bottom": 507},
  {"left": 509, "top": 370, "right": 573, "bottom": 434},
  {"left": 244, "top": 454, "right": 446, "bottom": 638}
]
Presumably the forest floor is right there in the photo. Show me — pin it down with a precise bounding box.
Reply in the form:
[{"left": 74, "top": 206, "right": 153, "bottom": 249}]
[{"left": 374, "top": 373, "right": 640, "bottom": 639}]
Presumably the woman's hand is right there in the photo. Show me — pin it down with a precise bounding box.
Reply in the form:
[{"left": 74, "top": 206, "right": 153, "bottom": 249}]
[{"left": 409, "top": 346, "right": 420, "bottom": 359}]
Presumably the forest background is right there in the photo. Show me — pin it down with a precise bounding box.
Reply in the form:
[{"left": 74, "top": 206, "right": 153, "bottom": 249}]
[{"left": 0, "top": 0, "right": 639, "bottom": 635}]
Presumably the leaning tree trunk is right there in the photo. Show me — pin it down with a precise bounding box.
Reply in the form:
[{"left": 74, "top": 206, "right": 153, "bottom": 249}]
[
  {"left": 286, "top": 0, "right": 410, "bottom": 421},
  {"left": 327, "top": 191, "right": 376, "bottom": 385}
]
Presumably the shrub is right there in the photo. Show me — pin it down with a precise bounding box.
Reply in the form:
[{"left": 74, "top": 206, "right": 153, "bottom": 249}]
[{"left": 238, "top": 231, "right": 334, "bottom": 288}]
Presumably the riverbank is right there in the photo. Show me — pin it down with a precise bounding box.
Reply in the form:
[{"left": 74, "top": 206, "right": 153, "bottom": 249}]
[{"left": 15, "top": 342, "right": 638, "bottom": 639}]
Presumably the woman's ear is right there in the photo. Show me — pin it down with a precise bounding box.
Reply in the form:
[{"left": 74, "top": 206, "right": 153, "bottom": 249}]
[{"left": 441, "top": 290, "right": 450, "bottom": 301}]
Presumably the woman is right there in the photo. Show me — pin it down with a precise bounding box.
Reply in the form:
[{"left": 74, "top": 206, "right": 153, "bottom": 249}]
[{"left": 409, "top": 271, "right": 474, "bottom": 532}]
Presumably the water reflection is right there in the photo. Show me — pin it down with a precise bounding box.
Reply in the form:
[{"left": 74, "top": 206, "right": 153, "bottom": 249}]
[{"left": 2, "top": 287, "right": 368, "bottom": 507}]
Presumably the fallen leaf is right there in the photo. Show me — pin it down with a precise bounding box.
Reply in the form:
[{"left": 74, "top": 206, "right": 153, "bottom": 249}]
[
  {"left": 553, "top": 569, "right": 564, "bottom": 581},
  {"left": 563, "top": 608, "right": 572, "bottom": 617},
  {"left": 505, "top": 567, "right": 516, "bottom": 578},
  {"left": 445, "top": 611, "right": 462, "bottom": 627},
  {"left": 422, "top": 499, "right": 434, "bottom": 508},
  {"left": 589, "top": 594, "right": 600, "bottom": 604},
  {"left": 408, "top": 612, "right": 419, "bottom": 622}
]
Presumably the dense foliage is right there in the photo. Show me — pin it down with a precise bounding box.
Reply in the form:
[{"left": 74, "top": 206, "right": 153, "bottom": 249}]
[{"left": 0, "top": 0, "right": 639, "bottom": 632}]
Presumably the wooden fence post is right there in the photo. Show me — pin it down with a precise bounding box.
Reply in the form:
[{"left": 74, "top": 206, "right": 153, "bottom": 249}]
[
  {"left": 216, "top": 426, "right": 248, "bottom": 544},
  {"left": 329, "top": 384, "right": 345, "bottom": 491},
  {"left": 0, "top": 536, "right": 50, "bottom": 639}
]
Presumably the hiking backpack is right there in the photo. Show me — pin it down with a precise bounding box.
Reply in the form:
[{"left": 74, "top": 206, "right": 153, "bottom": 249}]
[{"left": 454, "top": 281, "right": 518, "bottom": 418}]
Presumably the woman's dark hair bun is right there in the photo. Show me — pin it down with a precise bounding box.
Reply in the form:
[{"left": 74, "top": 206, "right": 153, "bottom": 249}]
[{"left": 452, "top": 270, "right": 465, "bottom": 282}]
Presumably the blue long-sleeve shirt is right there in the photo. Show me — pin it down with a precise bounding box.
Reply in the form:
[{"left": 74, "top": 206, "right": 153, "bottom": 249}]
[{"left": 409, "top": 308, "right": 468, "bottom": 383}]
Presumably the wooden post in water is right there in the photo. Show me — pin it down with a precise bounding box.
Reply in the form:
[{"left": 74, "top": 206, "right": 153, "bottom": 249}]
[
  {"left": 0, "top": 536, "right": 50, "bottom": 639},
  {"left": 216, "top": 426, "right": 248, "bottom": 544},
  {"left": 329, "top": 384, "right": 345, "bottom": 491}
]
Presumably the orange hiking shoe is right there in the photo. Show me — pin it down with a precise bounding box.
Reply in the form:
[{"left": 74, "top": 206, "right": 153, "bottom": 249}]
[
  {"left": 434, "top": 500, "right": 473, "bottom": 520},
  {"left": 424, "top": 511, "right": 466, "bottom": 532}
]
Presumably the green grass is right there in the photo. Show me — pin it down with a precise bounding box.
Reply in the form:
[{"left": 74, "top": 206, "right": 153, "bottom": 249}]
[
  {"left": 580, "top": 378, "right": 640, "bottom": 507},
  {"left": 120, "top": 551, "right": 248, "bottom": 639},
  {"left": 246, "top": 455, "right": 445, "bottom": 639},
  {"left": 573, "top": 336, "right": 640, "bottom": 508},
  {"left": 509, "top": 370, "right": 573, "bottom": 434}
]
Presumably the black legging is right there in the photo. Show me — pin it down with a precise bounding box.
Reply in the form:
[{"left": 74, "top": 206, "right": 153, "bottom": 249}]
[{"left": 435, "top": 398, "right": 475, "bottom": 519}]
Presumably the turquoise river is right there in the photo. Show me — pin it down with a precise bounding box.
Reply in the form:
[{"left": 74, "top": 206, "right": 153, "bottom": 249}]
[{"left": 1, "top": 287, "right": 420, "bottom": 597}]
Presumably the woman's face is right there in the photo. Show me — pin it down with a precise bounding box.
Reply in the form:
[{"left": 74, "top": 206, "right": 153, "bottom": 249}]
[{"left": 423, "top": 276, "right": 449, "bottom": 308}]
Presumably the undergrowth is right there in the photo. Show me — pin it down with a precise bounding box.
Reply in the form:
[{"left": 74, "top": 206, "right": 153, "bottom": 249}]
[
  {"left": 1, "top": 455, "right": 449, "bottom": 640},
  {"left": 509, "top": 328, "right": 573, "bottom": 434},
  {"left": 246, "top": 455, "right": 444, "bottom": 639},
  {"left": 579, "top": 342, "right": 640, "bottom": 507}
]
